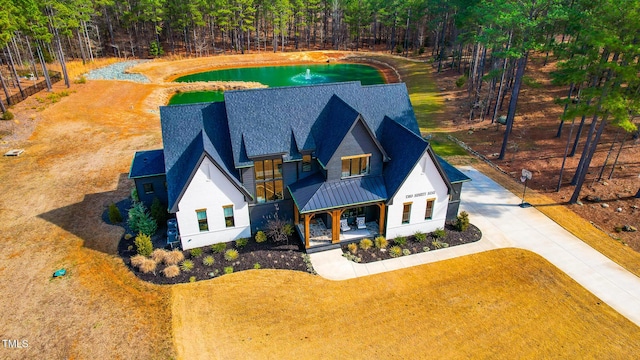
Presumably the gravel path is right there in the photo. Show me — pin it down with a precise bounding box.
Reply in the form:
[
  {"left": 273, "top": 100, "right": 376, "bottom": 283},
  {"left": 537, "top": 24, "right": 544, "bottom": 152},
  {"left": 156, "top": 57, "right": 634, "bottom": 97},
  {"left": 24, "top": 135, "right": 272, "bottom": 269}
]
[{"left": 86, "top": 60, "right": 151, "bottom": 83}]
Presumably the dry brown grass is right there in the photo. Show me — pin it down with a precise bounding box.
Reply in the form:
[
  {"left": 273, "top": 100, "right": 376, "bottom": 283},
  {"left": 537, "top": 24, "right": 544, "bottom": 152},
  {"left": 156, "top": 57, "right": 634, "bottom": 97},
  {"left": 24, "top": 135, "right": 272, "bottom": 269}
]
[
  {"left": 173, "top": 248, "right": 640, "bottom": 359},
  {"left": 164, "top": 250, "right": 185, "bottom": 266}
]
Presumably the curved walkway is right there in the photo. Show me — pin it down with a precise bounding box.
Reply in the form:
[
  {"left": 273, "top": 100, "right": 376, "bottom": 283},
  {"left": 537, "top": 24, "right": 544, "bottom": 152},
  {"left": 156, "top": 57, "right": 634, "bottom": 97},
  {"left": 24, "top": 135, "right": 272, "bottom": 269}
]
[{"left": 309, "top": 166, "right": 640, "bottom": 327}]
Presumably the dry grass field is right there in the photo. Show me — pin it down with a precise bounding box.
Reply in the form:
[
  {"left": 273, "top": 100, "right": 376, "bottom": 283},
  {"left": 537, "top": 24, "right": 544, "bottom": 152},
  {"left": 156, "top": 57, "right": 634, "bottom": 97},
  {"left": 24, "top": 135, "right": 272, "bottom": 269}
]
[
  {"left": 173, "top": 249, "right": 640, "bottom": 359},
  {"left": 0, "top": 51, "right": 638, "bottom": 359}
]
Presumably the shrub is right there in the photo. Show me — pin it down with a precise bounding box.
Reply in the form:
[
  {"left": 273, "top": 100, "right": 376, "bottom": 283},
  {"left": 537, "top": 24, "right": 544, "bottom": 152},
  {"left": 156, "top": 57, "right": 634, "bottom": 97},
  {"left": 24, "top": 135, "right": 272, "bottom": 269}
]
[
  {"left": 130, "top": 254, "right": 146, "bottom": 268},
  {"left": 359, "top": 238, "right": 373, "bottom": 250},
  {"left": 455, "top": 75, "right": 468, "bottom": 88},
  {"left": 131, "top": 188, "right": 139, "bottom": 203},
  {"left": 389, "top": 246, "right": 402, "bottom": 258},
  {"left": 150, "top": 198, "right": 168, "bottom": 224},
  {"left": 414, "top": 231, "right": 427, "bottom": 242},
  {"left": 342, "top": 253, "right": 361, "bottom": 263},
  {"left": 211, "top": 243, "right": 226, "bottom": 253},
  {"left": 224, "top": 249, "right": 239, "bottom": 261},
  {"left": 255, "top": 231, "right": 267, "bottom": 243},
  {"left": 423, "top": 246, "right": 431, "bottom": 252},
  {"left": 149, "top": 40, "right": 164, "bottom": 57},
  {"left": 139, "top": 258, "right": 157, "bottom": 274},
  {"left": 180, "top": 259, "right": 194, "bottom": 272},
  {"left": 402, "top": 248, "right": 411, "bottom": 256},
  {"left": 433, "top": 228, "right": 446, "bottom": 239},
  {"left": 162, "top": 265, "right": 180, "bottom": 278},
  {"left": 394, "top": 236, "right": 407, "bottom": 246},
  {"left": 108, "top": 203, "right": 122, "bottom": 224},
  {"left": 164, "top": 250, "right": 185, "bottom": 265},
  {"left": 235, "top": 238, "right": 249, "bottom": 248},
  {"left": 128, "top": 202, "right": 157, "bottom": 235},
  {"left": 151, "top": 249, "right": 168, "bottom": 263},
  {"left": 419, "top": 46, "right": 425, "bottom": 55},
  {"left": 374, "top": 236, "right": 388, "bottom": 249},
  {"left": 124, "top": 233, "right": 133, "bottom": 240},
  {"left": 253, "top": 263, "right": 261, "bottom": 269},
  {"left": 137, "top": 215, "right": 158, "bottom": 236},
  {"left": 347, "top": 243, "right": 358, "bottom": 254},
  {"left": 455, "top": 211, "right": 470, "bottom": 231},
  {"left": 134, "top": 233, "right": 153, "bottom": 257},
  {"left": 395, "top": 44, "right": 403, "bottom": 54},
  {"left": 264, "top": 206, "right": 293, "bottom": 244},
  {"left": 74, "top": 75, "right": 87, "bottom": 84},
  {"left": 1, "top": 111, "right": 14, "bottom": 121},
  {"left": 189, "top": 276, "right": 196, "bottom": 283},
  {"left": 190, "top": 248, "right": 203, "bottom": 258},
  {"left": 202, "top": 255, "right": 215, "bottom": 266},
  {"left": 432, "top": 240, "right": 449, "bottom": 249},
  {"left": 224, "top": 266, "right": 234, "bottom": 274}
]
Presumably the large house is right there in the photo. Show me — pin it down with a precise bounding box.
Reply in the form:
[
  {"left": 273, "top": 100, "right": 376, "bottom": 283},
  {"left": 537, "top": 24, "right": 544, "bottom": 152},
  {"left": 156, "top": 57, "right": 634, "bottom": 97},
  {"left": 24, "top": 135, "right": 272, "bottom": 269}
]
[{"left": 129, "top": 82, "right": 470, "bottom": 251}]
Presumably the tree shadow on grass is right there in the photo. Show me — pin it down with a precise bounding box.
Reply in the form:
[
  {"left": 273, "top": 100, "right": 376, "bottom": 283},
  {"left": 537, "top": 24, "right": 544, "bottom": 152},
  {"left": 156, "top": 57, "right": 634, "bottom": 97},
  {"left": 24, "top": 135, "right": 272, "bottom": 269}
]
[{"left": 38, "top": 173, "right": 132, "bottom": 254}]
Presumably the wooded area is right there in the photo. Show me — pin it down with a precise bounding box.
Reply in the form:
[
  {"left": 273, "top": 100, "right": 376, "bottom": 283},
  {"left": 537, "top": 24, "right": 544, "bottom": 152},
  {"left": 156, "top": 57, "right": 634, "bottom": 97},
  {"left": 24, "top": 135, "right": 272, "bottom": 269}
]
[{"left": 0, "top": 0, "right": 638, "bottom": 200}]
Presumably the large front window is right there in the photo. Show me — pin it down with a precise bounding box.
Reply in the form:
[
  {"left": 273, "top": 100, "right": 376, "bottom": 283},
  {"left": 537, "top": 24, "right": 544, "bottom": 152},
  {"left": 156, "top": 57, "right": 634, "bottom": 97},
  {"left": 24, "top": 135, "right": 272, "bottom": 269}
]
[
  {"left": 402, "top": 203, "right": 412, "bottom": 224},
  {"left": 254, "top": 158, "right": 284, "bottom": 203},
  {"left": 341, "top": 154, "right": 370, "bottom": 178}
]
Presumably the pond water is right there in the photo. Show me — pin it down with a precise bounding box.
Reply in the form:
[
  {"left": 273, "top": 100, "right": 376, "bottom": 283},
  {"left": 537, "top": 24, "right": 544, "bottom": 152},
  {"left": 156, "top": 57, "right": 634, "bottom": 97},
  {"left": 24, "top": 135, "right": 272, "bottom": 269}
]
[{"left": 169, "top": 63, "right": 385, "bottom": 105}]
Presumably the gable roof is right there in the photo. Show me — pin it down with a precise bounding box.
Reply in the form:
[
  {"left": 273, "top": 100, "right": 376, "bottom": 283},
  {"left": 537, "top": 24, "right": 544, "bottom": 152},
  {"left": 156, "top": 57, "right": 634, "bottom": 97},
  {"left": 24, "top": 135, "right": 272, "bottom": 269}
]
[
  {"left": 223, "top": 82, "right": 419, "bottom": 167},
  {"left": 436, "top": 155, "right": 471, "bottom": 184},
  {"left": 129, "top": 149, "right": 165, "bottom": 179},
  {"left": 160, "top": 102, "right": 251, "bottom": 212}
]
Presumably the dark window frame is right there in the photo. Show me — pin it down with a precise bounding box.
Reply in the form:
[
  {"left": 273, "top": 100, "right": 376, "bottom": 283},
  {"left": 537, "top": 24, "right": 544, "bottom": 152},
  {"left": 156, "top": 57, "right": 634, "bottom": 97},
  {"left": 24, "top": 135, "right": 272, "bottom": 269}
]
[
  {"left": 254, "top": 158, "right": 284, "bottom": 203},
  {"left": 143, "top": 183, "right": 154, "bottom": 194}
]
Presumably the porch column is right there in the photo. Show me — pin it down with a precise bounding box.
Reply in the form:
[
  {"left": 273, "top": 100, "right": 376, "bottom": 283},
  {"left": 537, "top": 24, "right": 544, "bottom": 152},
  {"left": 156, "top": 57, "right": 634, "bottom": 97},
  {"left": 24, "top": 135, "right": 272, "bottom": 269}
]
[
  {"left": 294, "top": 203, "right": 299, "bottom": 225},
  {"left": 378, "top": 203, "right": 386, "bottom": 235},
  {"left": 331, "top": 209, "right": 341, "bottom": 244},
  {"left": 304, "top": 214, "right": 311, "bottom": 249}
]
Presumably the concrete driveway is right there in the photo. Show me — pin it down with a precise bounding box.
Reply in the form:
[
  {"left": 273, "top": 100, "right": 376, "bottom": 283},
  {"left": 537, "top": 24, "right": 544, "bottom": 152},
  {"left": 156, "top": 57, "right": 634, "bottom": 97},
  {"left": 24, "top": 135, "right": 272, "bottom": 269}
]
[{"left": 310, "top": 166, "right": 640, "bottom": 327}]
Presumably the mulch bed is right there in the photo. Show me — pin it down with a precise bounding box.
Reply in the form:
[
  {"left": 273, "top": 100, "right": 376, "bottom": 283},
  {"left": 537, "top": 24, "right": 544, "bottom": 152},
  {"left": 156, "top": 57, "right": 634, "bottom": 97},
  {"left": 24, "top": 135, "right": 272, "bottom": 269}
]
[
  {"left": 118, "top": 232, "right": 313, "bottom": 285},
  {"left": 341, "top": 223, "right": 482, "bottom": 263}
]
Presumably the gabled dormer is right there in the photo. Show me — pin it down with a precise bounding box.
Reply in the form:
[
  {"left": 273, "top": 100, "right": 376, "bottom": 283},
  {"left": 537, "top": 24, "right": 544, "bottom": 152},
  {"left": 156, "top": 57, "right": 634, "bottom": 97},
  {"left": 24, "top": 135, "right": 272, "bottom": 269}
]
[{"left": 314, "top": 96, "right": 389, "bottom": 181}]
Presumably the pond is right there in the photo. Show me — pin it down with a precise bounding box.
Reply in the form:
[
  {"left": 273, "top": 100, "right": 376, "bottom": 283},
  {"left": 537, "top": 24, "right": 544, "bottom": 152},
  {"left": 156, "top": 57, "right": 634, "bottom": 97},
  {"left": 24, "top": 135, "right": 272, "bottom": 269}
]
[{"left": 169, "top": 63, "right": 386, "bottom": 105}]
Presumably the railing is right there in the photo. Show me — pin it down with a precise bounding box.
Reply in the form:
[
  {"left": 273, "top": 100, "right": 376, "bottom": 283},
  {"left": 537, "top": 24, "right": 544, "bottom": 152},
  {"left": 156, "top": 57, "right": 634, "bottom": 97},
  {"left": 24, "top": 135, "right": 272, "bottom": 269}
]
[{"left": 1, "top": 71, "right": 62, "bottom": 107}]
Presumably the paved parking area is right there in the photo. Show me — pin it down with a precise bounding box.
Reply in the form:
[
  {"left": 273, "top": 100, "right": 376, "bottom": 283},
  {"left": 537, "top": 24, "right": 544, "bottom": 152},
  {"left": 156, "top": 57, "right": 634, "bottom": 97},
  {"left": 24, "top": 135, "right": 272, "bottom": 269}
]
[{"left": 310, "top": 166, "right": 640, "bottom": 327}]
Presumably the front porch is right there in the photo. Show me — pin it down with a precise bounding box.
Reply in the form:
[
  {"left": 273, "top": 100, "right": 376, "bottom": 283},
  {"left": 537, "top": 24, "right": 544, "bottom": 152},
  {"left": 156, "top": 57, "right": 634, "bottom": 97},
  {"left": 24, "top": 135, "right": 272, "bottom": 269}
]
[{"left": 296, "top": 218, "right": 380, "bottom": 250}]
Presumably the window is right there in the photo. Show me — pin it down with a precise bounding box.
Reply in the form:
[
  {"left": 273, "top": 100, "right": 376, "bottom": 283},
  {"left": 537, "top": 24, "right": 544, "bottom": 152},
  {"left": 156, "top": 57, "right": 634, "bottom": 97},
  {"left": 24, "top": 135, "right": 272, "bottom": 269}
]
[
  {"left": 302, "top": 154, "right": 312, "bottom": 172},
  {"left": 341, "top": 154, "right": 370, "bottom": 178},
  {"left": 196, "top": 209, "right": 208, "bottom": 231},
  {"left": 425, "top": 199, "right": 435, "bottom": 220},
  {"left": 143, "top": 183, "right": 154, "bottom": 194},
  {"left": 254, "top": 158, "right": 284, "bottom": 203},
  {"left": 402, "top": 203, "right": 412, "bottom": 224},
  {"left": 223, "top": 206, "right": 235, "bottom": 227}
]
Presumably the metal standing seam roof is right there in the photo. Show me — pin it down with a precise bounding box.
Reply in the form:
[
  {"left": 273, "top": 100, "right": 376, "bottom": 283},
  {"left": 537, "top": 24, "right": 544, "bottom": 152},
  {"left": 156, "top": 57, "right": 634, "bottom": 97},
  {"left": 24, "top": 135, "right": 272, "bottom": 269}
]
[
  {"left": 129, "top": 149, "right": 165, "bottom": 178},
  {"left": 288, "top": 173, "right": 387, "bottom": 213}
]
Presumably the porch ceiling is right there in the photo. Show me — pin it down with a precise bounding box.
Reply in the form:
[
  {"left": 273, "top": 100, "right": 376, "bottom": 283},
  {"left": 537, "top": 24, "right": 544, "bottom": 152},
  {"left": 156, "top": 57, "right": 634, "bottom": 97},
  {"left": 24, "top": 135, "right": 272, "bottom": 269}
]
[{"left": 288, "top": 173, "right": 387, "bottom": 214}]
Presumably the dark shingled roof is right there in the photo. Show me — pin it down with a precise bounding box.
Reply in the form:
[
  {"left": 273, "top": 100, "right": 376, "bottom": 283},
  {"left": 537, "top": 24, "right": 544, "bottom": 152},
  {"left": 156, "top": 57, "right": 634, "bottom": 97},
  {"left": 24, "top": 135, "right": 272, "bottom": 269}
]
[
  {"left": 379, "top": 118, "right": 430, "bottom": 199},
  {"left": 158, "top": 82, "right": 457, "bottom": 213},
  {"left": 288, "top": 173, "right": 387, "bottom": 213},
  {"left": 160, "top": 102, "right": 249, "bottom": 212},
  {"left": 223, "top": 82, "right": 419, "bottom": 167},
  {"left": 436, "top": 155, "right": 471, "bottom": 184},
  {"left": 129, "top": 149, "right": 165, "bottom": 178}
]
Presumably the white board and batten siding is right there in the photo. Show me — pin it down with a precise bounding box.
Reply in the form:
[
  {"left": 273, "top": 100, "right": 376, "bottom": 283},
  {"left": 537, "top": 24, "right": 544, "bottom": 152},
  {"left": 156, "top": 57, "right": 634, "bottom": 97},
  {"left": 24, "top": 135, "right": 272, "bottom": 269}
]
[
  {"left": 385, "top": 152, "right": 449, "bottom": 239},
  {"left": 176, "top": 157, "right": 251, "bottom": 250}
]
